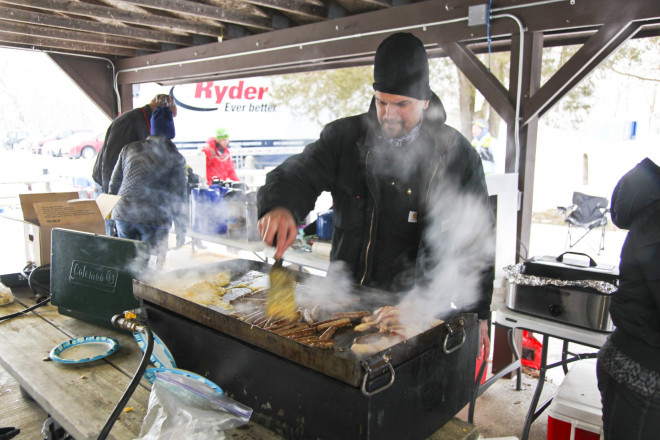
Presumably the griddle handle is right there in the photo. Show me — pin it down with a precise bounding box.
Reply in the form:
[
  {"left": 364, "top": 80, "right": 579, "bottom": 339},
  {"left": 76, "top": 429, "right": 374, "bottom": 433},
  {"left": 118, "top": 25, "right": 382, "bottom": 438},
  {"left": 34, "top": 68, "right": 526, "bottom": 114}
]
[
  {"left": 360, "top": 361, "right": 395, "bottom": 397},
  {"left": 442, "top": 327, "right": 466, "bottom": 354},
  {"left": 555, "top": 252, "right": 597, "bottom": 267}
]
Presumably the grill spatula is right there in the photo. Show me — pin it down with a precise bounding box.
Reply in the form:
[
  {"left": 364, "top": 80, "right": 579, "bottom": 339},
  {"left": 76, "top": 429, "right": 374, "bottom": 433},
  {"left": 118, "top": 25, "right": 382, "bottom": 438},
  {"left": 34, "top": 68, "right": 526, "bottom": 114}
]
[{"left": 267, "top": 258, "right": 297, "bottom": 320}]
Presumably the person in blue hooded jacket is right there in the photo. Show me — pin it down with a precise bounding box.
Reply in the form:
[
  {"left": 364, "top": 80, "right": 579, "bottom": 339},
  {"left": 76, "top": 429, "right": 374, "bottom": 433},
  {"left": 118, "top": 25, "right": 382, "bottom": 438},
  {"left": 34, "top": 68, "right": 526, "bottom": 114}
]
[
  {"left": 108, "top": 106, "right": 188, "bottom": 269},
  {"left": 597, "top": 157, "right": 660, "bottom": 439}
]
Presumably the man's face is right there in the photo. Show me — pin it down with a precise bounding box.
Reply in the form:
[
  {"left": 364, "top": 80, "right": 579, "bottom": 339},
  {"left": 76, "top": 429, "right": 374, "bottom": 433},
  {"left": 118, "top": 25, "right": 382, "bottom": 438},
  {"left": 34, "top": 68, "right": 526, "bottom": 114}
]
[
  {"left": 375, "top": 91, "right": 429, "bottom": 138},
  {"left": 216, "top": 137, "right": 229, "bottom": 150},
  {"left": 472, "top": 124, "right": 483, "bottom": 139}
]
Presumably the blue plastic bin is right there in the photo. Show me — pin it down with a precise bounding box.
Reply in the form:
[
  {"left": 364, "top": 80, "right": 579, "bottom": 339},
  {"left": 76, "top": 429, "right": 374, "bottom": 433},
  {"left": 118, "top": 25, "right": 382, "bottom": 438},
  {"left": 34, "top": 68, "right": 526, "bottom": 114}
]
[
  {"left": 191, "top": 186, "right": 229, "bottom": 235},
  {"left": 316, "top": 210, "right": 334, "bottom": 240}
]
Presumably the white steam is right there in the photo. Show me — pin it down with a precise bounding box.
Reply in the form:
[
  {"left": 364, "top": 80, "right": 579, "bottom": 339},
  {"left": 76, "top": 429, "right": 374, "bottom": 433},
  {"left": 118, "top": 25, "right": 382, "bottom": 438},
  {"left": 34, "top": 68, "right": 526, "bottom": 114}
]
[
  {"left": 399, "top": 183, "right": 494, "bottom": 328},
  {"left": 296, "top": 261, "right": 359, "bottom": 312}
]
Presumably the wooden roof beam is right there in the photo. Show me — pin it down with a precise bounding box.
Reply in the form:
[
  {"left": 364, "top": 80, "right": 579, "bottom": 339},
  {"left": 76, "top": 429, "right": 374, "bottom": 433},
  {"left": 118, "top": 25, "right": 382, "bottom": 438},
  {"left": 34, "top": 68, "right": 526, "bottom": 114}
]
[
  {"left": 244, "top": 0, "right": 327, "bottom": 21},
  {"left": 0, "top": 6, "right": 193, "bottom": 46},
  {"left": 441, "top": 41, "right": 515, "bottom": 124},
  {"left": 0, "top": 30, "right": 136, "bottom": 57},
  {"left": 119, "top": 0, "right": 274, "bottom": 31},
  {"left": 522, "top": 21, "right": 644, "bottom": 125},
  {"left": 1, "top": 0, "right": 224, "bottom": 37},
  {"left": 0, "top": 19, "right": 161, "bottom": 52}
]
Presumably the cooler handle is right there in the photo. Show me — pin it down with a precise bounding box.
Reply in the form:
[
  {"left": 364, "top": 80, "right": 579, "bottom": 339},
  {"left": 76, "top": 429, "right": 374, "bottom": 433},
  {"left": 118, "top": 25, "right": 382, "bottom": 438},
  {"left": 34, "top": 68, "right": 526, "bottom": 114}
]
[{"left": 555, "top": 252, "right": 597, "bottom": 267}]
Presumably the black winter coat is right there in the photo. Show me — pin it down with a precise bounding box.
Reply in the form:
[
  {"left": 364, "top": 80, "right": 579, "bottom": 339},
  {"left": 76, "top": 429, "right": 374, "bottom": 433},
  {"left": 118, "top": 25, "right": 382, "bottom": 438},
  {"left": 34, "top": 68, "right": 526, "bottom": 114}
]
[
  {"left": 258, "top": 93, "right": 494, "bottom": 319},
  {"left": 109, "top": 135, "right": 188, "bottom": 231},
  {"left": 609, "top": 157, "right": 660, "bottom": 373},
  {"left": 93, "top": 105, "right": 152, "bottom": 193}
]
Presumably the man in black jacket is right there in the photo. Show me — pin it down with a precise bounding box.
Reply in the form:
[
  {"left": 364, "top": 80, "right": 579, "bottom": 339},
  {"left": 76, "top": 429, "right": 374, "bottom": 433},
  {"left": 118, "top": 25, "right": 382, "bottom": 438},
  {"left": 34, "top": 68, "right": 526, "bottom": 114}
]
[
  {"left": 257, "top": 33, "right": 494, "bottom": 357},
  {"left": 93, "top": 94, "right": 177, "bottom": 235}
]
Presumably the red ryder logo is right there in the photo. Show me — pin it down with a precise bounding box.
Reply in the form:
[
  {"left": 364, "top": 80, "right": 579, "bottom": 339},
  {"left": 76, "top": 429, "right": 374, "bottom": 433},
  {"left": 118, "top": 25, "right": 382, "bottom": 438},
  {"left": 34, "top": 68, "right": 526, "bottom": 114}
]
[{"left": 195, "top": 80, "right": 269, "bottom": 104}]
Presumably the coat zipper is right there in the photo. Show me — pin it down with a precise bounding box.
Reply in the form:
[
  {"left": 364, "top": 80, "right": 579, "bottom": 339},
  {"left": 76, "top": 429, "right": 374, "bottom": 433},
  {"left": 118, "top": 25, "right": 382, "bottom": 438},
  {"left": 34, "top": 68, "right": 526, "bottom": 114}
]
[
  {"left": 414, "top": 155, "right": 444, "bottom": 281},
  {"left": 360, "top": 150, "right": 375, "bottom": 285}
]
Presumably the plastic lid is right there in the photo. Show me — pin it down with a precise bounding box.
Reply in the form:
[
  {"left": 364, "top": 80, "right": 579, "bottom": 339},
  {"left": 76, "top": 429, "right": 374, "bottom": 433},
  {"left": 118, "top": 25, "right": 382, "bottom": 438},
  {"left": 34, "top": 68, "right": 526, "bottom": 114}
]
[{"left": 548, "top": 359, "right": 602, "bottom": 426}]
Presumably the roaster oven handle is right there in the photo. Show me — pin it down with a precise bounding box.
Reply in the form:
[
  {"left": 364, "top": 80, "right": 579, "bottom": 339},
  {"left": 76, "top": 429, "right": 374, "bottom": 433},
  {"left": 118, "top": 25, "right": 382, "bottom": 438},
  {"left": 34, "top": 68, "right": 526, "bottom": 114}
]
[
  {"left": 442, "top": 323, "right": 466, "bottom": 354},
  {"left": 360, "top": 360, "right": 395, "bottom": 396}
]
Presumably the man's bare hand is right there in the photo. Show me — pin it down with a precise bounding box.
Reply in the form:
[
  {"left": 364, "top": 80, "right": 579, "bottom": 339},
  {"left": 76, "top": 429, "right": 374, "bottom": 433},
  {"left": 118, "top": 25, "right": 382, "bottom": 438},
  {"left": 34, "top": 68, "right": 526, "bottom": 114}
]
[
  {"left": 478, "top": 319, "right": 490, "bottom": 361},
  {"left": 258, "top": 207, "right": 298, "bottom": 259}
]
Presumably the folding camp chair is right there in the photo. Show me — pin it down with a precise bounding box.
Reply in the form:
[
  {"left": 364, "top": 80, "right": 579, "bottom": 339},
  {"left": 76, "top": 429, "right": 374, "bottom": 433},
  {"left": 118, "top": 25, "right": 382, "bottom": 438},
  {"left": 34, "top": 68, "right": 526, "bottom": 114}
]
[{"left": 557, "top": 192, "right": 609, "bottom": 254}]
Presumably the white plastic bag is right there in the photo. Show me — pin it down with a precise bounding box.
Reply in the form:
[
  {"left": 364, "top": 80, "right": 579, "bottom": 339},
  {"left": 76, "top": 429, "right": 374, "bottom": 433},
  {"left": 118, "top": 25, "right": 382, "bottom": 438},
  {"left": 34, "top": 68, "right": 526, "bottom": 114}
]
[
  {"left": 136, "top": 370, "right": 252, "bottom": 440},
  {"left": 0, "top": 283, "right": 14, "bottom": 306}
]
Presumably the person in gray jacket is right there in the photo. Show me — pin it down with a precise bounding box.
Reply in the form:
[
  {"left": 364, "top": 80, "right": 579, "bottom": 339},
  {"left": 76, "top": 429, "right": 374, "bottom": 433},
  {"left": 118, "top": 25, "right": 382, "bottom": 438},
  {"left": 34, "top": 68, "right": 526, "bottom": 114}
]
[
  {"left": 597, "top": 157, "right": 660, "bottom": 440},
  {"left": 93, "top": 94, "right": 177, "bottom": 236},
  {"left": 257, "top": 32, "right": 494, "bottom": 358},
  {"left": 108, "top": 106, "right": 188, "bottom": 269}
]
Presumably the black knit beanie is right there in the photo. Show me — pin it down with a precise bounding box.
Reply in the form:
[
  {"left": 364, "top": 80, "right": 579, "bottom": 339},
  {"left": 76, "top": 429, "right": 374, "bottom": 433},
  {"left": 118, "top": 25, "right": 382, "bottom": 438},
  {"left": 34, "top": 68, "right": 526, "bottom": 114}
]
[{"left": 373, "top": 33, "right": 431, "bottom": 100}]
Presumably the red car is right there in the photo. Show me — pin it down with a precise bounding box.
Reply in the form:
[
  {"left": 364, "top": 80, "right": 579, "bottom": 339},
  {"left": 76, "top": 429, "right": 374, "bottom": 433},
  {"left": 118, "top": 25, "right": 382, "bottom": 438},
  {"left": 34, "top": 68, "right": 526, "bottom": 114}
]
[{"left": 64, "top": 132, "right": 105, "bottom": 159}]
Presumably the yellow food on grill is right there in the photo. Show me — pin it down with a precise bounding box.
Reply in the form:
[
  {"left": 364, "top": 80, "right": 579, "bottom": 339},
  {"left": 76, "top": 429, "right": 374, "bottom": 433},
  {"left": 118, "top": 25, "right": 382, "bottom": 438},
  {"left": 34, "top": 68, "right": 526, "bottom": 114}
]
[
  {"left": 266, "top": 266, "right": 297, "bottom": 320},
  {"left": 154, "top": 271, "right": 231, "bottom": 308}
]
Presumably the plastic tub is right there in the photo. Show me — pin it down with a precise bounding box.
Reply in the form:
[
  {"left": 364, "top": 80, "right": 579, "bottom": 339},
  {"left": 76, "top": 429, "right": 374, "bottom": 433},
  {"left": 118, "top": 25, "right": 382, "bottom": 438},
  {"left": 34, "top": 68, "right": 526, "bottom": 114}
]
[{"left": 547, "top": 359, "right": 603, "bottom": 440}]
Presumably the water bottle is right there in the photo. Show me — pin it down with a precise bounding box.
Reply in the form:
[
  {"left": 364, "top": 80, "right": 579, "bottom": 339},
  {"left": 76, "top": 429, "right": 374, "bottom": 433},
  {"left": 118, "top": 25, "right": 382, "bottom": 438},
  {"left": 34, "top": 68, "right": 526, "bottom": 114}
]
[
  {"left": 245, "top": 191, "right": 260, "bottom": 242},
  {"left": 225, "top": 189, "right": 246, "bottom": 239}
]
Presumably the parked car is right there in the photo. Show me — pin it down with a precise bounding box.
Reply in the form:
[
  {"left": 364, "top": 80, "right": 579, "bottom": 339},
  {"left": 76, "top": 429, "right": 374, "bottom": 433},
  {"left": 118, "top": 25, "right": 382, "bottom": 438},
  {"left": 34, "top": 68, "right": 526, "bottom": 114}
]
[
  {"left": 2, "top": 131, "right": 29, "bottom": 149},
  {"left": 42, "top": 130, "right": 93, "bottom": 157},
  {"left": 32, "top": 130, "right": 74, "bottom": 154},
  {"left": 64, "top": 132, "right": 105, "bottom": 159},
  {"left": 14, "top": 133, "right": 47, "bottom": 151}
]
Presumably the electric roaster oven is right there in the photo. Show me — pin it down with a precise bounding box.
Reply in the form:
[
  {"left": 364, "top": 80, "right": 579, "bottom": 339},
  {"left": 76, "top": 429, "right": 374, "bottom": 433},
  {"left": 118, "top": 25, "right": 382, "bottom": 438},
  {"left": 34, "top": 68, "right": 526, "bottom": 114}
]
[
  {"left": 505, "top": 252, "right": 619, "bottom": 332},
  {"left": 132, "top": 258, "right": 480, "bottom": 440}
]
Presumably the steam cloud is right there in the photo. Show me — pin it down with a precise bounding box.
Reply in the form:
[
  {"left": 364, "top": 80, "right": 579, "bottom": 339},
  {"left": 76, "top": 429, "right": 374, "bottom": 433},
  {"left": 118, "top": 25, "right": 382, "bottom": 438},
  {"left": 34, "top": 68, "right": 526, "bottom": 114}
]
[
  {"left": 295, "top": 177, "right": 494, "bottom": 332},
  {"left": 399, "top": 183, "right": 494, "bottom": 329}
]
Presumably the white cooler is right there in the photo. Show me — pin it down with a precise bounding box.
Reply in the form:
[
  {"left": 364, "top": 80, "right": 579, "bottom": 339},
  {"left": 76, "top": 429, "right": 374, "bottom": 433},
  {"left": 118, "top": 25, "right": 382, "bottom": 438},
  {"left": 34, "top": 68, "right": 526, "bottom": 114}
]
[{"left": 547, "top": 359, "right": 604, "bottom": 440}]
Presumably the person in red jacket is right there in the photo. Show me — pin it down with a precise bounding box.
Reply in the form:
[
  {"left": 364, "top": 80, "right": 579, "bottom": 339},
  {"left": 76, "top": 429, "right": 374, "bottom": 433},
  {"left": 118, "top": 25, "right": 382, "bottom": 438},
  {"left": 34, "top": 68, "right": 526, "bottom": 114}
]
[{"left": 203, "top": 128, "right": 239, "bottom": 184}]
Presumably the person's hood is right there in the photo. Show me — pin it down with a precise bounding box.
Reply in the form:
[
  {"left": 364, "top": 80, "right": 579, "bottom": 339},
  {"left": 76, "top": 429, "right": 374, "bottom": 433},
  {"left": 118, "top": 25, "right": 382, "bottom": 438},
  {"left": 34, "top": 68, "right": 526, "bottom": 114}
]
[
  {"left": 610, "top": 157, "right": 660, "bottom": 229},
  {"left": 366, "top": 92, "right": 447, "bottom": 127}
]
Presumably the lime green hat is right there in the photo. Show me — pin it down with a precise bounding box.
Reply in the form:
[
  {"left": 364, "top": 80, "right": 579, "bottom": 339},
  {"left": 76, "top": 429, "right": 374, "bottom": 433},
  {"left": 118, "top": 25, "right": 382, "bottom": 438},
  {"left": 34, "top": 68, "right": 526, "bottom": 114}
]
[{"left": 216, "top": 128, "right": 229, "bottom": 139}]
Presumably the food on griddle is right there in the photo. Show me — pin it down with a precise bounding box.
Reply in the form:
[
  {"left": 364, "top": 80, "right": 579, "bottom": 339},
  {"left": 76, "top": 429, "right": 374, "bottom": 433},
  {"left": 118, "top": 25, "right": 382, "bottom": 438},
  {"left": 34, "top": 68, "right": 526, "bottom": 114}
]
[
  {"left": 351, "top": 332, "right": 405, "bottom": 356},
  {"left": 319, "top": 325, "right": 337, "bottom": 341},
  {"left": 267, "top": 261, "right": 298, "bottom": 320},
  {"left": 350, "top": 305, "right": 446, "bottom": 355},
  {"left": 354, "top": 306, "right": 399, "bottom": 332},
  {"left": 314, "top": 317, "right": 351, "bottom": 332},
  {"left": 331, "top": 311, "right": 370, "bottom": 320},
  {"left": 229, "top": 301, "right": 355, "bottom": 349},
  {"left": 300, "top": 304, "right": 322, "bottom": 324},
  {"left": 153, "top": 271, "right": 232, "bottom": 307}
]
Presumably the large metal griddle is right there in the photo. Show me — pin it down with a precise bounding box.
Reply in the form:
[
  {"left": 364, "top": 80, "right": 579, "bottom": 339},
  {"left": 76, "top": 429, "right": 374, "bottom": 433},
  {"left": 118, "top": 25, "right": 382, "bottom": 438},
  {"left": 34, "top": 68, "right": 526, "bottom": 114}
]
[{"left": 132, "top": 259, "right": 475, "bottom": 390}]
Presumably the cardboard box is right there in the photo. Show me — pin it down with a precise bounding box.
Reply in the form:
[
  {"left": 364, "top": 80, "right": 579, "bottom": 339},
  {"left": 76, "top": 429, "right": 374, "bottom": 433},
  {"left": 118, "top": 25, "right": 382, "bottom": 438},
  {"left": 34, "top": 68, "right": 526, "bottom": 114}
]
[{"left": 17, "top": 192, "right": 120, "bottom": 266}]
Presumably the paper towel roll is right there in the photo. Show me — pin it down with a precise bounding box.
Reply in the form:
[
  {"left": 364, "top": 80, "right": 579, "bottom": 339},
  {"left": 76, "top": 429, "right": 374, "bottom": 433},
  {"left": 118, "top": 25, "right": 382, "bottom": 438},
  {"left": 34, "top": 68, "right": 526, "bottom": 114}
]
[{"left": 311, "top": 242, "right": 332, "bottom": 258}]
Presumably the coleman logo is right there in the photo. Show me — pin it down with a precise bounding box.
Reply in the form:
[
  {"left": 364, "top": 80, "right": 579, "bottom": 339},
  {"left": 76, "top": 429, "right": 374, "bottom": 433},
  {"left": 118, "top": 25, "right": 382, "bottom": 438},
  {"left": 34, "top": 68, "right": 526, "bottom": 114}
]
[{"left": 69, "top": 261, "right": 119, "bottom": 292}]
